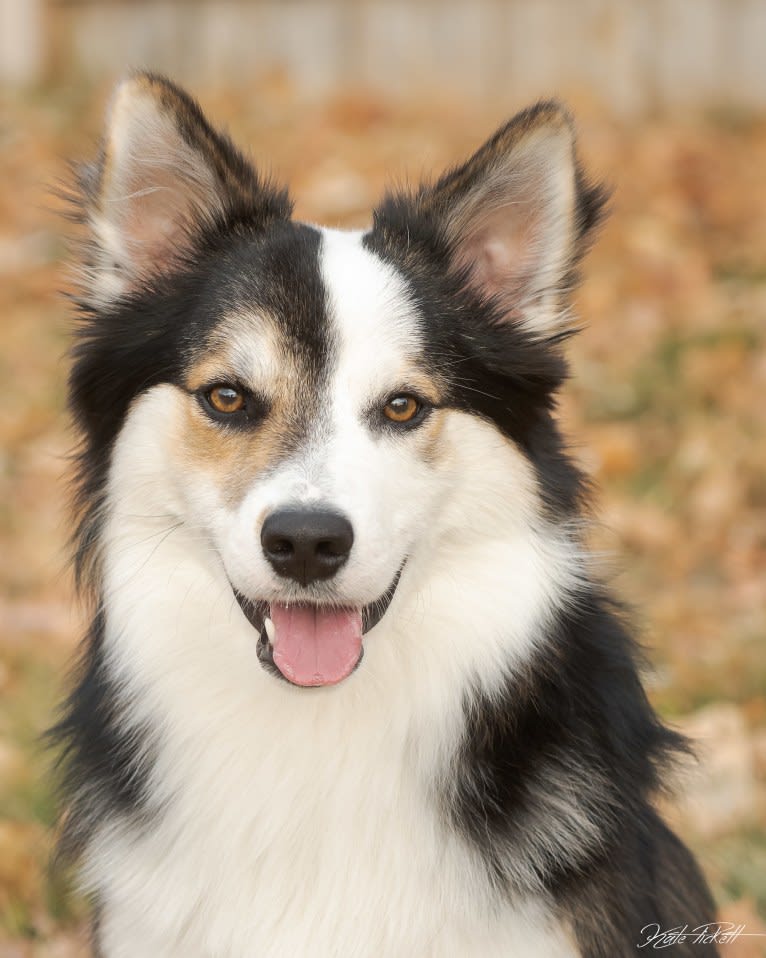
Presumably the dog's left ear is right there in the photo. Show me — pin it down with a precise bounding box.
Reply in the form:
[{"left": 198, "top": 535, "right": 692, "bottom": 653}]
[
  {"left": 78, "top": 72, "right": 291, "bottom": 307},
  {"left": 372, "top": 101, "right": 606, "bottom": 336}
]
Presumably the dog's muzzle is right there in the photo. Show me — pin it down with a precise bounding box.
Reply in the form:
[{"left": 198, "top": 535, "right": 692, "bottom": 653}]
[{"left": 233, "top": 565, "right": 403, "bottom": 688}]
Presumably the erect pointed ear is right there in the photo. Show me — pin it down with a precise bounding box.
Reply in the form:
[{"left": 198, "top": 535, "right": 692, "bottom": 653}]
[
  {"left": 77, "top": 72, "right": 291, "bottom": 306},
  {"left": 373, "top": 101, "right": 607, "bottom": 337}
]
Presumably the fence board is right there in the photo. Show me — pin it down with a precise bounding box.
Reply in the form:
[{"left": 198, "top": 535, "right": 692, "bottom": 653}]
[{"left": 4, "top": 0, "right": 765, "bottom": 114}]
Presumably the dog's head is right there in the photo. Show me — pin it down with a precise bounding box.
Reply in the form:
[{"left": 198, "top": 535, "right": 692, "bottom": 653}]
[{"left": 70, "top": 73, "right": 605, "bottom": 689}]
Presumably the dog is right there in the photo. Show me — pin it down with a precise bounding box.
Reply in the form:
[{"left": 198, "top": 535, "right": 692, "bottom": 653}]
[{"left": 53, "top": 72, "right": 719, "bottom": 956}]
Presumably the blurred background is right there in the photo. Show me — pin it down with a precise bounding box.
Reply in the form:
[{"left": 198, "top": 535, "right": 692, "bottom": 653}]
[{"left": 1, "top": 1, "right": 765, "bottom": 955}]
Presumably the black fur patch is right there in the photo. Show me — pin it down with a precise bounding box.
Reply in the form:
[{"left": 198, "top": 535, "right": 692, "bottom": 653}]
[
  {"left": 361, "top": 233, "right": 588, "bottom": 517},
  {"left": 448, "top": 591, "right": 718, "bottom": 953},
  {"left": 562, "top": 809, "right": 720, "bottom": 956},
  {"left": 48, "top": 611, "right": 158, "bottom": 862}
]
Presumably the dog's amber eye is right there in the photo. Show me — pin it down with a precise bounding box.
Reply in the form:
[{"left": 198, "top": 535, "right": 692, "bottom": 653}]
[
  {"left": 208, "top": 385, "right": 245, "bottom": 414},
  {"left": 383, "top": 395, "right": 420, "bottom": 424}
]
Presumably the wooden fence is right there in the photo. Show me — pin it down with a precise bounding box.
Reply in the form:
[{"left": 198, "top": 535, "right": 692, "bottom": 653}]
[{"left": 2, "top": 0, "right": 766, "bottom": 115}]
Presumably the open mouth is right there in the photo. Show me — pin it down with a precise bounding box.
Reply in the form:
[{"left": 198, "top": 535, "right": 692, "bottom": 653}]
[{"left": 233, "top": 567, "right": 403, "bottom": 688}]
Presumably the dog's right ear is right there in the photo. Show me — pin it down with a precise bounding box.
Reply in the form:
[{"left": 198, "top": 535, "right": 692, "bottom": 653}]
[{"left": 77, "top": 72, "right": 291, "bottom": 307}]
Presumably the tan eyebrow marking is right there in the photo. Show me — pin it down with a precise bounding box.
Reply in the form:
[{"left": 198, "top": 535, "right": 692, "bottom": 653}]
[{"left": 174, "top": 309, "right": 317, "bottom": 508}]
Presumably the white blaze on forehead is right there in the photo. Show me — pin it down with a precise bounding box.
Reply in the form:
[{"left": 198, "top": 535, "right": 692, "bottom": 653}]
[{"left": 319, "top": 228, "right": 423, "bottom": 400}]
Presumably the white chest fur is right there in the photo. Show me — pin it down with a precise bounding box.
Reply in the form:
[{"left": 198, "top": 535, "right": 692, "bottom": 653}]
[
  {"left": 86, "top": 550, "right": 578, "bottom": 957},
  {"left": 88, "top": 674, "right": 575, "bottom": 957},
  {"left": 87, "top": 648, "right": 577, "bottom": 958}
]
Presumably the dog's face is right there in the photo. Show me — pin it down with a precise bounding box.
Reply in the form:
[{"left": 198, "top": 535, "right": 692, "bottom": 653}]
[
  {"left": 162, "top": 227, "right": 452, "bottom": 687},
  {"left": 71, "top": 74, "right": 604, "bottom": 688}
]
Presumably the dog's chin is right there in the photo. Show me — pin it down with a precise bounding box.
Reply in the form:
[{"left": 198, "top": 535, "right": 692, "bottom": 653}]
[{"left": 233, "top": 567, "right": 403, "bottom": 689}]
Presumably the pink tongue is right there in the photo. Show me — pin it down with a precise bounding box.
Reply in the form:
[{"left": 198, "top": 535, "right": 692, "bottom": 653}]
[{"left": 269, "top": 604, "right": 363, "bottom": 687}]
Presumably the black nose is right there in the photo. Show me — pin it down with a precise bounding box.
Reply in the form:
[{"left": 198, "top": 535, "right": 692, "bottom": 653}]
[{"left": 261, "top": 509, "right": 354, "bottom": 586}]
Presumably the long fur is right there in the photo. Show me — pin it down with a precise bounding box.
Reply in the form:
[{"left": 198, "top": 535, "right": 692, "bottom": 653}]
[{"left": 51, "top": 74, "right": 719, "bottom": 957}]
